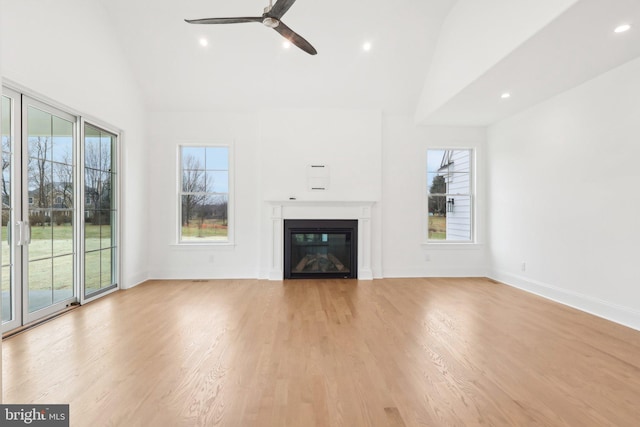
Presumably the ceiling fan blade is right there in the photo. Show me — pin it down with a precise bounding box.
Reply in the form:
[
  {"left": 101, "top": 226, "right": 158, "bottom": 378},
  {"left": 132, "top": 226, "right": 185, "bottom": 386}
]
[
  {"left": 269, "top": 0, "right": 297, "bottom": 19},
  {"left": 274, "top": 21, "right": 317, "bottom": 55},
  {"left": 185, "top": 17, "right": 262, "bottom": 25}
]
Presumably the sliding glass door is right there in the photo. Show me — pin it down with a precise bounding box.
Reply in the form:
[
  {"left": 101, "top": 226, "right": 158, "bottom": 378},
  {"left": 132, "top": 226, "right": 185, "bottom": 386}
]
[
  {"left": 24, "top": 99, "right": 77, "bottom": 321},
  {"left": 1, "top": 88, "right": 119, "bottom": 333}
]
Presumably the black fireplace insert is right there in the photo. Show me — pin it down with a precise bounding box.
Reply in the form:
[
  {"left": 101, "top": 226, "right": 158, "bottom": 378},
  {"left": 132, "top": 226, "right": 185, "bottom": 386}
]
[{"left": 284, "top": 219, "right": 358, "bottom": 279}]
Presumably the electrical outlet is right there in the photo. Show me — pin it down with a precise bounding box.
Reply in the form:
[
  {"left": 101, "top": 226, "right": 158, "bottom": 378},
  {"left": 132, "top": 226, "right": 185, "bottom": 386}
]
[
  {"left": 425, "top": 254, "right": 431, "bottom": 262},
  {"left": 209, "top": 255, "right": 215, "bottom": 264},
  {"left": 521, "top": 262, "right": 526, "bottom": 272}
]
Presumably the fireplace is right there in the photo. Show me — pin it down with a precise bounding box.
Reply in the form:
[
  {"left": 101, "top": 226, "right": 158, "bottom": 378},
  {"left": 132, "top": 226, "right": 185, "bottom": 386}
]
[{"left": 284, "top": 219, "right": 358, "bottom": 279}]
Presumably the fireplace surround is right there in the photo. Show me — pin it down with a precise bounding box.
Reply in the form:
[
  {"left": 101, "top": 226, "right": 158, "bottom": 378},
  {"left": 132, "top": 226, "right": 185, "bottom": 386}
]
[{"left": 265, "top": 201, "right": 375, "bottom": 280}]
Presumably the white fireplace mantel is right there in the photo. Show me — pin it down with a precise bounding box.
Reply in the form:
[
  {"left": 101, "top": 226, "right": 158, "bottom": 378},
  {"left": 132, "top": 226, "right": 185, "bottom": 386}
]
[{"left": 266, "top": 200, "right": 376, "bottom": 280}]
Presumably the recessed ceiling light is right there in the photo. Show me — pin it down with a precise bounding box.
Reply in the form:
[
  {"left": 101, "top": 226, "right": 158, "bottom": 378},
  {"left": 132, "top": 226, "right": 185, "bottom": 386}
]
[
  {"left": 199, "top": 38, "right": 209, "bottom": 47},
  {"left": 501, "top": 92, "right": 511, "bottom": 99},
  {"left": 283, "top": 40, "right": 292, "bottom": 49},
  {"left": 363, "top": 42, "right": 372, "bottom": 52},
  {"left": 614, "top": 24, "right": 631, "bottom": 33}
]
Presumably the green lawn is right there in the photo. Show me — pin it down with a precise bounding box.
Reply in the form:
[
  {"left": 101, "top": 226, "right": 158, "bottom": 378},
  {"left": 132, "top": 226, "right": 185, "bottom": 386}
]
[
  {"left": 428, "top": 215, "right": 446, "bottom": 240},
  {"left": 181, "top": 219, "right": 227, "bottom": 240},
  {"left": 1, "top": 223, "right": 114, "bottom": 292}
]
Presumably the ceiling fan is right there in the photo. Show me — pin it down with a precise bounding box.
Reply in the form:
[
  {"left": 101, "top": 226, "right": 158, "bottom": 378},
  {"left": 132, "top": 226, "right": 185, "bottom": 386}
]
[{"left": 185, "top": 0, "right": 317, "bottom": 55}]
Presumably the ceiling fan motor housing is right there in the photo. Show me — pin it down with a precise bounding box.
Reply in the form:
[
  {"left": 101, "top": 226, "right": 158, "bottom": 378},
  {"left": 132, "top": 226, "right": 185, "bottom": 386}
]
[{"left": 262, "top": 16, "right": 280, "bottom": 28}]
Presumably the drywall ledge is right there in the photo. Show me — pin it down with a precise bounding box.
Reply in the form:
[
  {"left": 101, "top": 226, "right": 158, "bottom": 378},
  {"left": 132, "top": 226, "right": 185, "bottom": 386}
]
[{"left": 416, "top": 0, "right": 640, "bottom": 126}]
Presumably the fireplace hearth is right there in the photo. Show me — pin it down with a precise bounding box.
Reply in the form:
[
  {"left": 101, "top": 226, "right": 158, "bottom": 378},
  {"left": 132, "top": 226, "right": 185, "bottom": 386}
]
[{"left": 284, "top": 219, "right": 358, "bottom": 279}]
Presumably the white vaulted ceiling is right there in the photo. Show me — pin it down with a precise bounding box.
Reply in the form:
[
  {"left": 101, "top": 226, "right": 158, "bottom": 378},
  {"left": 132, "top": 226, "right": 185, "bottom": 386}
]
[
  {"left": 95, "top": 0, "right": 640, "bottom": 124},
  {"left": 98, "top": 0, "right": 457, "bottom": 114}
]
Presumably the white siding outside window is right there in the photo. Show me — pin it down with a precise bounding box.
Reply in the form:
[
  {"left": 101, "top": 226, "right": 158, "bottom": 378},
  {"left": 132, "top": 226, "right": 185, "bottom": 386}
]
[{"left": 427, "top": 149, "right": 473, "bottom": 242}]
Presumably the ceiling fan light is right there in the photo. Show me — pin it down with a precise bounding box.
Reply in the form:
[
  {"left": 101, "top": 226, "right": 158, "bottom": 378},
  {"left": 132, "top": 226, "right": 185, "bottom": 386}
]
[{"left": 263, "top": 17, "right": 279, "bottom": 28}]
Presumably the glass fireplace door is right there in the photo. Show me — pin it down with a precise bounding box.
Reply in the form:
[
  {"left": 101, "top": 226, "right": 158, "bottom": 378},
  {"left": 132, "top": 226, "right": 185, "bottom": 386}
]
[
  {"left": 290, "top": 232, "right": 352, "bottom": 274},
  {"left": 284, "top": 219, "right": 358, "bottom": 279}
]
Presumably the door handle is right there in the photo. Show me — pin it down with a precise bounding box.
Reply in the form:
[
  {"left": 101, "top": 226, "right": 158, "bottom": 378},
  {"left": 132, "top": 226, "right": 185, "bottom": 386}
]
[
  {"left": 24, "top": 221, "right": 31, "bottom": 245},
  {"left": 15, "top": 221, "right": 23, "bottom": 246},
  {"left": 15, "top": 221, "right": 31, "bottom": 246}
]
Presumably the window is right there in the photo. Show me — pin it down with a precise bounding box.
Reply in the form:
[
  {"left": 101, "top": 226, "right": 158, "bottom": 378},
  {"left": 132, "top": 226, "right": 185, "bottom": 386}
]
[
  {"left": 427, "top": 149, "right": 473, "bottom": 242},
  {"left": 179, "top": 145, "right": 231, "bottom": 243}
]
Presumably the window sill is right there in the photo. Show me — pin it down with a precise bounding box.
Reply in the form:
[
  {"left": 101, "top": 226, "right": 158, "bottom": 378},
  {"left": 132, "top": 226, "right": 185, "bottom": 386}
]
[
  {"left": 170, "top": 242, "right": 235, "bottom": 249},
  {"left": 421, "top": 242, "right": 483, "bottom": 250}
]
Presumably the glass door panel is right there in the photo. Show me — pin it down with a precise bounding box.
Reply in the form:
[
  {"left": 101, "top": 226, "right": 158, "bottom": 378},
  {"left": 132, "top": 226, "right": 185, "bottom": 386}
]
[
  {"left": 2, "top": 94, "right": 16, "bottom": 328},
  {"left": 24, "top": 101, "right": 76, "bottom": 321},
  {"left": 83, "top": 123, "right": 117, "bottom": 299}
]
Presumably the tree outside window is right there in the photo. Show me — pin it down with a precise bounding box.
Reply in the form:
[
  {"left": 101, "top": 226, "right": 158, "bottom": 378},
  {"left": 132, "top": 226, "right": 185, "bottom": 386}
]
[{"left": 179, "top": 146, "right": 230, "bottom": 242}]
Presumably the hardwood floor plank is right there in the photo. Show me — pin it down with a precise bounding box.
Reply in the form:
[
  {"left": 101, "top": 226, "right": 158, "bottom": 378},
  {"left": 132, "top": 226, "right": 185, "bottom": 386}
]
[{"left": 3, "top": 278, "right": 640, "bottom": 426}]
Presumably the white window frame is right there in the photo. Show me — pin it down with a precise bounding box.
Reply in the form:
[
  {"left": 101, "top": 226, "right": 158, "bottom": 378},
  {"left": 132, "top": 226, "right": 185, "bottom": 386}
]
[
  {"left": 424, "top": 147, "right": 475, "bottom": 245},
  {"left": 177, "top": 143, "right": 234, "bottom": 245}
]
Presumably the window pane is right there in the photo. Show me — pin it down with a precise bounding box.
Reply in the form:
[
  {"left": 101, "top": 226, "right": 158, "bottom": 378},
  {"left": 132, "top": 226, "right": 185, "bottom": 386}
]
[
  {"left": 447, "top": 171, "right": 470, "bottom": 194},
  {"left": 51, "top": 116, "right": 73, "bottom": 164},
  {"left": 53, "top": 255, "right": 73, "bottom": 303},
  {"left": 444, "top": 195, "right": 471, "bottom": 241},
  {"left": 1, "top": 266, "right": 11, "bottom": 322},
  {"left": 1, "top": 96, "right": 10, "bottom": 140},
  {"left": 205, "top": 170, "right": 229, "bottom": 193},
  {"left": 101, "top": 249, "right": 112, "bottom": 288},
  {"left": 85, "top": 137, "right": 100, "bottom": 169},
  {"left": 428, "top": 195, "right": 472, "bottom": 241},
  {"left": 205, "top": 147, "right": 228, "bottom": 170},
  {"left": 28, "top": 107, "right": 52, "bottom": 161},
  {"left": 29, "top": 214, "right": 53, "bottom": 260},
  {"left": 85, "top": 251, "right": 100, "bottom": 294},
  {"left": 28, "top": 159, "right": 53, "bottom": 208},
  {"left": 2, "top": 152, "right": 11, "bottom": 207},
  {"left": 53, "top": 212, "right": 73, "bottom": 256},
  {"left": 29, "top": 259, "right": 52, "bottom": 312},
  {"left": 101, "top": 133, "right": 112, "bottom": 171},
  {"left": 182, "top": 147, "right": 205, "bottom": 170},
  {"left": 181, "top": 195, "right": 228, "bottom": 241},
  {"left": 182, "top": 168, "right": 206, "bottom": 193},
  {"left": 427, "top": 172, "right": 447, "bottom": 194},
  {"left": 54, "top": 164, "right": 74, "bottom": 207},
  {"left": 100, "top": 216, "right": 112, "bottom": 249},
  {"left": 427, "top": 149, "right": 445, "bottom": 173}
]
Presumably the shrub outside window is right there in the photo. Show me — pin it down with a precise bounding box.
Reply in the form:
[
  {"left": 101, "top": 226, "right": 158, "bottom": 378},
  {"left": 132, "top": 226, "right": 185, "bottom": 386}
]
[
  {"left": 179, "top": 145, "right": 231, "bottom": 243},
  {"left": 427, "top": 149, "right": 473, "bottom": 242}
]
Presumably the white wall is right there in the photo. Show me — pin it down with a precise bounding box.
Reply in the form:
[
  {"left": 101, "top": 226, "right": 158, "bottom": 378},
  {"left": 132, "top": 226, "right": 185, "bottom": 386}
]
[
  {"left": 259, "top": 109, "right": 382, "bottom": 202},
  {"left": 148, "top": 109, "right": 491, "bottom": 280},
  {"left": 258, "top": 109, "right": 383, "bottom": 278},
  {"left": 147, "top": 111, "right": 262, "bottom": 279},
  {"left": 147, "top": 109, "right": 384, "bottom": 279},
  {"left": 1, "top": 0, "right": 149, "bottom": 288},
  {"left": 488, "top": 56, "right": 640, "bottom": 330},
  {"left": 415, "top": 0, "right": 577, "bottom": 124},
  {"left": 381, "top": 116, "right": 487, "bottom": 277}
]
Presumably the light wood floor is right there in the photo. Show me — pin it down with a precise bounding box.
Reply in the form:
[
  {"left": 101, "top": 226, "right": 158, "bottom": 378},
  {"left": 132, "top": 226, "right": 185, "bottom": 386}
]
[{"left": 3, "top": 278, "right": 640, "bottom": 426}]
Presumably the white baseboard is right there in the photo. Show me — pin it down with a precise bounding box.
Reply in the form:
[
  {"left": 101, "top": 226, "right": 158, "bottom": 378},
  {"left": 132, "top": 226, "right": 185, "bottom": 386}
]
[
  {"left": 490, "top": 269, "right": 640, "bottom": 331},
  {"left": 382, "top": 266, "right": 488, "bottom": 278},
  {"left": 122, "top": 272, "right": 148, "bottom": 289}
]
